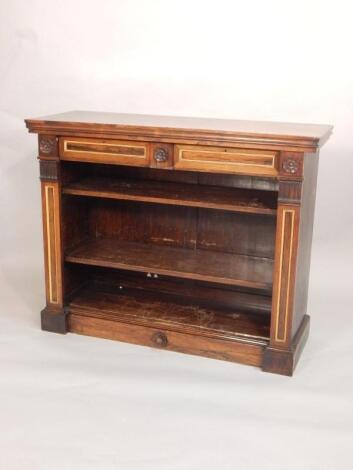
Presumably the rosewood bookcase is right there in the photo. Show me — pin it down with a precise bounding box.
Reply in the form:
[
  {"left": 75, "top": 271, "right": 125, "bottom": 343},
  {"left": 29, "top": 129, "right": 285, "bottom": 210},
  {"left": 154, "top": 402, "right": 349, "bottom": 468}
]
[{"left": 25, "top": 111, "right": 332, "bottom": 375}]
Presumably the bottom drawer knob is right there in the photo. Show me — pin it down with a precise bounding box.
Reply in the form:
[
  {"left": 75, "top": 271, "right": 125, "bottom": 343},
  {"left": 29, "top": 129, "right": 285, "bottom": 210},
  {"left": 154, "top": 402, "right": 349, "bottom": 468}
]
[{"left": 152, "top": 332, "right": 168, "bottom": 347}]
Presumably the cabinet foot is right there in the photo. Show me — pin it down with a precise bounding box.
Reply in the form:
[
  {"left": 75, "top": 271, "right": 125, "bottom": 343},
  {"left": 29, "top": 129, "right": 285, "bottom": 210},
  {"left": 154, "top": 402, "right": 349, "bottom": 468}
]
[
  {"left": 41, "top": 307, "right": 68, "bottom": 334},
  {"left": 262, "top": 315, "right": 310, "bottom": 376}
]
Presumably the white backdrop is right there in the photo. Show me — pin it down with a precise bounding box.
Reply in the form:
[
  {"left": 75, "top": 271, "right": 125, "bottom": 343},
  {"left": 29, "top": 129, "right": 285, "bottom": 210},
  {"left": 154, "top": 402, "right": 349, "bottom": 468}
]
[{"left": 1, "top": 1, "right": 352, "bottom": 469}]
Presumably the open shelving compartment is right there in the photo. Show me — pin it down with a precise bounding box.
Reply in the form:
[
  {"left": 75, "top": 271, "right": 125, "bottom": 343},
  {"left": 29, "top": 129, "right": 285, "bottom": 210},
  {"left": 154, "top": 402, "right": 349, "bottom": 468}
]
[{"left": 61, "top": 161, "right": 278, "bottom": 349}]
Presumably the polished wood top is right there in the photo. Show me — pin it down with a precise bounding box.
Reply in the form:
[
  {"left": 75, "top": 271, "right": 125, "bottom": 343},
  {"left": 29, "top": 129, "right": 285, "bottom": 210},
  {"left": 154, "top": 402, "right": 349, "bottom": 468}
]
[{"left": 25, "top": 110, "right": 333, "bottom": 150}]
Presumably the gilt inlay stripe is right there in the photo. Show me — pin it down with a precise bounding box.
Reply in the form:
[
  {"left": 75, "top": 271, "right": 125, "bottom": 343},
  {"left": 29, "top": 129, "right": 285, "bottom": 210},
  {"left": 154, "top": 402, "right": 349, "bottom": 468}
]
[
  {"left": 274, "top": 209, "right": 296, "bottom": 343},
  {"left": 179, "top": 149, "right": 276, "bottom": 168},
  {"left": 45, "top": 184, "right": 59, "bottom": 304}
]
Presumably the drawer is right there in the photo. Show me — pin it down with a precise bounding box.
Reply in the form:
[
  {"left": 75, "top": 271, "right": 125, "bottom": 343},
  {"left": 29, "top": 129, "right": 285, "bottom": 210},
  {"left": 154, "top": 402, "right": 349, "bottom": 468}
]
[
  {"left": 174, "top": 144, "right": 278, "bottom": 176},
  {"left": 68, "top": 313, "right": 264, "bottom": 367},
  {"left": 59, "top": 137, "right": 150, "bottom": 166}
]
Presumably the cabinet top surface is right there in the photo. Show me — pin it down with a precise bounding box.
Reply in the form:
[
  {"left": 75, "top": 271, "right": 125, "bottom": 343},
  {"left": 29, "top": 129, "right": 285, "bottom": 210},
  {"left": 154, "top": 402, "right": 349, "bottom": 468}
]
[{"left": 25, "top": 110, "right": 333, "bottom": 150}]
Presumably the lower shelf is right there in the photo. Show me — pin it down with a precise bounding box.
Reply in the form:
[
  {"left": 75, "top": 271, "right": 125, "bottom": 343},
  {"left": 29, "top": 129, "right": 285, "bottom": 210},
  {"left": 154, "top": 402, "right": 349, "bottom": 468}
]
[
  {"left": 68, "top": 282, "right": 270, "bottom": 344},
  {"left": 67, "top": 281, "right": 269, "bottom": 367}
]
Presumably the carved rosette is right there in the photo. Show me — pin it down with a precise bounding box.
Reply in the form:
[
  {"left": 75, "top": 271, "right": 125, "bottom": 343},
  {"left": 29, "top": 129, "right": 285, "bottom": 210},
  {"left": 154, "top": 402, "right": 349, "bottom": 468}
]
[
  {"left": 40, "top": 138, "right": 55, "bottom": 154},
  {"left": 39, "top": 135, "right": 57, "bottom": 157},
  {"left": 282, "top": 158, "right": 299, "bottom": 174},
  {"left": 150, "top": 143, "right": 173, "bottom": 168},
  {"left": 279, "top": 152, "right": 303, "bottom": 178},
  {"left": 154, "top": 147, "right": 168, "bottom": 163}
]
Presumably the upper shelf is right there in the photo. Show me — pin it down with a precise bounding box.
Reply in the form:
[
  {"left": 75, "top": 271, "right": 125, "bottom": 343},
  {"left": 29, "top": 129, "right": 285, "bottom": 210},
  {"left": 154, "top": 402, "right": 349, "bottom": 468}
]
[
  {"left": 25, "top": 111, "right": 333, "bottom": 152},
  {"left": 62, "top": 176, "right": 277, "bottom": 215}
]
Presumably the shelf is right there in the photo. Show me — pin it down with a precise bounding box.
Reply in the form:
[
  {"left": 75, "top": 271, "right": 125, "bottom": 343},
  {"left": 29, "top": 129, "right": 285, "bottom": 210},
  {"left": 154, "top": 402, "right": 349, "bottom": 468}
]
[
  {"left": 65, "top": 238, "right": 274, "bottom": 292},
  {"left": 62, "top": 176, "right": 277, "bottom": 215},
  {"left": 68, "top": 282, "right": 270, "bottom": 343},
  {"left": 104, "top": 273, "right": 272, "bottom": 315}
]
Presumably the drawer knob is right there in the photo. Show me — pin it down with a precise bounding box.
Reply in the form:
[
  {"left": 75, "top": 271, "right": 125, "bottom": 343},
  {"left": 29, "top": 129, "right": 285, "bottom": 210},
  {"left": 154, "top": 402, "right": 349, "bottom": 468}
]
[
  {"left": 152, "top": 331, "right": 168, "bottom": 347},
  {"left": 154, "top": 147, "right": 168, "bottom": 163}
]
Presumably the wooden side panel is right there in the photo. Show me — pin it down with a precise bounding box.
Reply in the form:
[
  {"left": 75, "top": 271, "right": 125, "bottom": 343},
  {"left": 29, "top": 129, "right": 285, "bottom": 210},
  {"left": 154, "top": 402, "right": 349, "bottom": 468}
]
[
  {"left": 174, "top": 144, "right": 278, "bottom": 176},
  {"left": 41, "top": 181, "right": 63, "bottom": 308},
  {"left": 38, "top": 134, "right": 64, "bottom": 311},
  {"left": 291, "top": 152, "right": 319, "bottom": 337},
  {"left": 270, "top": 205, "right": 300, "bottom": 348},
  {"left": 269, "top": 150, "right": 319, "bottom": 349}
]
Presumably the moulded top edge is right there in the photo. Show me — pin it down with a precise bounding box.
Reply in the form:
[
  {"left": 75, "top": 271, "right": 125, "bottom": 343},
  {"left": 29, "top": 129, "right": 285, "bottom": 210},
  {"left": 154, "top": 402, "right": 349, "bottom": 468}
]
[{"left": 25, "top": 110, "right": 333, "bottom": 149}]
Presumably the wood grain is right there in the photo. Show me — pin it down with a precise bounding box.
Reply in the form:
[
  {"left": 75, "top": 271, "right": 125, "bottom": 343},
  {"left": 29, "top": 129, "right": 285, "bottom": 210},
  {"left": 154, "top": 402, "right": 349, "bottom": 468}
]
[
  {"left": 270, "top": 205, "right": 300, "bottom": 347},
  {"left": 41, "top": 182, "right": 63, "bottom": 307},
  {"left": 25, "top": 111, "right": 332, "bottom": 375},
  {"left": 69, "top": 282, "right": 270, "bottom": 342},
  {"left": 291, "top": 152, "right": 319, "bottom": 338},
  {"left": 262, "top": 315, "right": 310, "bottom": 375},
  {"left": 26, "top": 111, "right": 333, "bottom": 152},
  {"left": 59, "top": 137, "right": 150, "bottom": 166},
  {"left": 68, "top": 314, "right": 265, "bottom": 367},
  {"left": 65, "top": 238, "right": 274, "bottom": 291},
  {"left": 175, "top": 144, "right": 278, "bottom": 176},
  {"left": 63, "top": 176, "right": 277, "bottom": 215},
  {"left": 89, "top": 271, "right": 272, "bottom": 315}
]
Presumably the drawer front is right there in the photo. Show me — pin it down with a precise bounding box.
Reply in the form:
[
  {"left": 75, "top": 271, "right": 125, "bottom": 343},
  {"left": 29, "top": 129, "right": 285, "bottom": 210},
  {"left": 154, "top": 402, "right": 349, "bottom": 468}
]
[
  {"left": 174, "top": 144, "right": 278, "bottom": 176},
  {"left": 68, "top": 313, "right": 264, "bottom": 367},
  {"left": 59, "top": 137, "right": 150, "bottom": 166}
]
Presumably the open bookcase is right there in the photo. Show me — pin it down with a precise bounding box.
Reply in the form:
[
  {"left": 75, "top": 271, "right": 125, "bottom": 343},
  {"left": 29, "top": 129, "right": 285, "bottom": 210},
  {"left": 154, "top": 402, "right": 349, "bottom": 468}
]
[
  {"left": 62, "top": 162, "right": 276, "bottom": 346},
  {"left": 25, "top": 111, "right": 332, "bottom": 375}
]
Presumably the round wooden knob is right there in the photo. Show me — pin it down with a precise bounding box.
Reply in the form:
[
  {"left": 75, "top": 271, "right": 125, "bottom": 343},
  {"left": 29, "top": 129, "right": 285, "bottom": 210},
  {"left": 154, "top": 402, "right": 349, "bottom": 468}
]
[
  {"left": 152, "top": 331, "right": 168, "bottom": 347},
  {"left": 154, "top": 147, "right": 168, "bottom": 163}
]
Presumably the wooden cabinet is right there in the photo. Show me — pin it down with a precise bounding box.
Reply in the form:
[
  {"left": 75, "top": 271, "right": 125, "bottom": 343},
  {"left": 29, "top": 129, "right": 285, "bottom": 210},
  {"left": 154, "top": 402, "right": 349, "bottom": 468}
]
[{"left": 25, "top": 111, "right": 332, "bottom": 375}]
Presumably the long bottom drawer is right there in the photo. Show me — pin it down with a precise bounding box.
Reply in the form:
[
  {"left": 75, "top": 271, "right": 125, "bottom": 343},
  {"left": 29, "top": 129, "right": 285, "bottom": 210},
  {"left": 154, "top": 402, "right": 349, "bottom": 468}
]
[{"left": 68, "top": 313, "right": 265, "bottom": 367}]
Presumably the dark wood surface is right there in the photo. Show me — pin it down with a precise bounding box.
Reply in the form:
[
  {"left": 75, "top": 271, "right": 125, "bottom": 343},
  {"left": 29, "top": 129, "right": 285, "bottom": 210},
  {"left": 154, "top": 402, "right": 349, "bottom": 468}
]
[
  {"left": 65, "top": 238, "right": 274, "bottom": 291},
  {"left": 291, "top": 153, "right": 319, "bottom": 338},
  {"left": 68, "top": 313, "right": 266, "bottom": 366},
  {"left": 270, "top": 204, "right": 301, "bottom": 348},
  {"left": 59, "top": 137, "right": 151, "bottom": 167},
  {"left": 262, "top": 315, "right": 310, "bottom": 375},
  {"left": 62, "top": 162, "right": 279, "bottom": 192},
  {"left": 26, "top": 111, "right": 332, "bottom": 375},
  {"left": 174, "top": 144, "right": 279, "bottom": 176},
  {"left": 90, "top": 271, "right": 272, "bottom": 315},
  {"left": 63, "top": 176, "right": 277, "bottom": 215},
  {"left": 69, "top": 282, "right": 270, "bottom": 342},
  {"left": 25, "top": 111, "right": 332, "bottom": 151},
  {"left": 26, "top": 110, "right": 332, "bottom": 142},
  {"left": 81, "top": 198, "right": 276, "bottom": 259}
]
